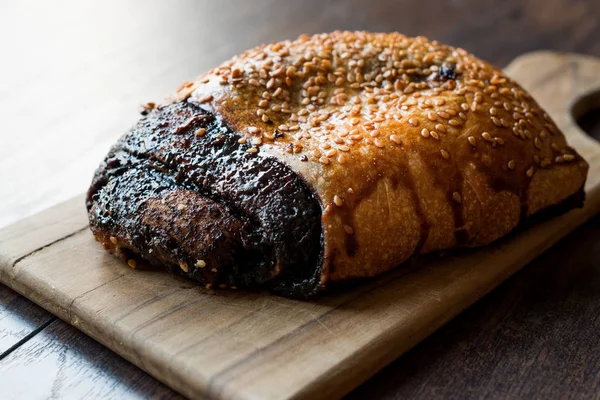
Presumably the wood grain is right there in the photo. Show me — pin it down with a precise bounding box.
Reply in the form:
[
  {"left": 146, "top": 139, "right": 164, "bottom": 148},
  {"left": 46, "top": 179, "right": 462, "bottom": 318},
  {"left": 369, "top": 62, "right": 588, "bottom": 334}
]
[
  {"left": 348, "top": 213, "right": 600, "bottom": 400},
  {"left": 0, "top": 319, "right": 182, "bottom": 400},
  {"left": 0, "top": 285, "right": 54, "bottom": 356},
  {"left": 0, "top": 52, "right": 599, "bottom": 400}
]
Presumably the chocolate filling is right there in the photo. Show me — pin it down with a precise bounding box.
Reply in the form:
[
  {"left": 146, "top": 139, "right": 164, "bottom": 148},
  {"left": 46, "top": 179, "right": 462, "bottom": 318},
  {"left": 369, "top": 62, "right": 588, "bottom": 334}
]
[{"left": 87, "top": 101, "right": 323, "bottom": 297}]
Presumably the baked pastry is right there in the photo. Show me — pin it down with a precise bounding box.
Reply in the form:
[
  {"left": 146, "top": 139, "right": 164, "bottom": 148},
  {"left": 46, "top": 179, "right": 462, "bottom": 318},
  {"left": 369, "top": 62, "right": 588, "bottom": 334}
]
[{"left": 87, "top": 31, "right": 588, "bottom": 297}]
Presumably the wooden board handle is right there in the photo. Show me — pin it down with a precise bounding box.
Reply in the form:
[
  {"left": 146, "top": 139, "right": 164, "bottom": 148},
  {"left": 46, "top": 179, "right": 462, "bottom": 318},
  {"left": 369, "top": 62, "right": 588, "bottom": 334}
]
[{"left": 505, "top": 52, "right": 600, "bottom": 166}]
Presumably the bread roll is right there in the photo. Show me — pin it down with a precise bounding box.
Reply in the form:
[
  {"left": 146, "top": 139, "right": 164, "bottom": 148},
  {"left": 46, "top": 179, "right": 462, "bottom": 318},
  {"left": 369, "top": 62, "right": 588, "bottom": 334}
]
[{"left": 87, "top": 31, "right": 588, "bottom": 297}]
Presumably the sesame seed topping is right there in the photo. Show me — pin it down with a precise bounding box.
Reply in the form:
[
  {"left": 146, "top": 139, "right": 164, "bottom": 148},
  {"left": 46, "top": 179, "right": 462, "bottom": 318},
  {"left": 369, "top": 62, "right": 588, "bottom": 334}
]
[
  {"left": 344, "top": 225, "right": 355, "bottom": 234},
  {"left": 175, "top": 32, "right": 569, "bottom": 174},
  {"left": 177, "top": 204, "right": 186, "bottom": 211},
  {"left": 195, "top": 260, "right": 206, "bottom": 268},
  {"left": 325, "top": 148, "right": 337, "bottom": 157},
  {"left": 563, "top": 154, "right": 575, "bottom": 161},
  {"left": 333, "top": 195, "right": 344, "bottom": 206},
  {"left": 452, "top": 192, "right": 462, "bottom": 203},
  {"left": 508, "top": 160, "right": 516, "bottom": 170},
  {"left": 526, "top": 166, "right": 535, "bottom": 177},
  {"left": 440, "top": 149, "right": 450, "bottom": 159},
  {"left": 179, "top": 262, "right": 189, "bottom": 273},
  {"left": 199, "top": 94, "right": 213, "bottom": 103},
  {"left": 195, "top": 127, "right": 207, "bottom": 136},
  {"left": 109, "top": 236, "right": 118, "bottom": 245},
  {"left": 390, "top": 134, "right": 402, "bottom": 145},
  {"left": 481, "top": 132, "right": 493, "bottom": 142},
  {"left": 128, "top": 259, "right": 137, "bottom": 269}
]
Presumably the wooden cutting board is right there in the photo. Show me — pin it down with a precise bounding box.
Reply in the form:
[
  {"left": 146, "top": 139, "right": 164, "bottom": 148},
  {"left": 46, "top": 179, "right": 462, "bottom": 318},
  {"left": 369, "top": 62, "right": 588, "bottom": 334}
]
[{"left": 1, "top": 52, "right": 600, "bottom": 400}]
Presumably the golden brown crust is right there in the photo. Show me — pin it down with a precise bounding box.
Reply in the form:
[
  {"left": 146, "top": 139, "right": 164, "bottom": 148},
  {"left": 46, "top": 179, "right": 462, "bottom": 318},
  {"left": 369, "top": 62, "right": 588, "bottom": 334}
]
[{"left": 170, "top": 31, "right": 588, "bottom": 283}]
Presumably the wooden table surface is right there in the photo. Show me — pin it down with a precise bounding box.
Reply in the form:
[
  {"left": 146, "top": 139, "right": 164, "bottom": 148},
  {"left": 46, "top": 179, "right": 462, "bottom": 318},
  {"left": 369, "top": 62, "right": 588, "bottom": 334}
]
[{"left": 1, "top": 0, "right": 599, "bottom": 398}]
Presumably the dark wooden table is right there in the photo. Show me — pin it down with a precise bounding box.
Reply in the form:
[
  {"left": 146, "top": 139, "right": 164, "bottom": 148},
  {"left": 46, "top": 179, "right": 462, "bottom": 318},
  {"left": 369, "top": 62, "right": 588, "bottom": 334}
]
[{"left": 1, "top": 0, "right": 600, "bottom": 398}]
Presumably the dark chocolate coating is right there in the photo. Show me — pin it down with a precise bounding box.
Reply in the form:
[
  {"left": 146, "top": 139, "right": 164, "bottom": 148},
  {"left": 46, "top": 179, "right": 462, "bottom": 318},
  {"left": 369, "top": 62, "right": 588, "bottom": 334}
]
[{"left": 87, "top": 101, "right": 323, "bottom": 297}]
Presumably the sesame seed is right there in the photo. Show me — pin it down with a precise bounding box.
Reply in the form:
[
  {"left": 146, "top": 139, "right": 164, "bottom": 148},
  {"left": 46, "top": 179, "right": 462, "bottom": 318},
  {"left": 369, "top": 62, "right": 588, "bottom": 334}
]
[
  {"left": 452, "top": 192, "right": 462, "bottom": 203},
  {"left": 109, "top": 236, "right": 118, "bottom": 245},
  {"left": 427, "top": 112, "right": 438, "bottom": 121},
  {"left": 435, "top": 124, "right": 446, "bottom": 133},
  {"left": 563, "top": 154, "right": 575, "bottom": 161},
  {"left": 390, "top": 134, "right": 402, "bottom": 144},
  {"left": 195, "top": 260, "right": 206, "bottom": 268},
  {"left": 128, "top": 259, "right": 137, "bottom": 269},
  {"left": 534, "top": 137, "right": 542, "bottom": 149},
  {"left": 374, "top": 138, "right": 385, "bottom": 148},
  {"left": 319, "top": 156, "right": 330, "bottom": 165},
  {"left": 263, "top": 131, "right": 275, "bottom": 140},
  {"left": 408, "top": 118, "right": 419, "bottom": 127},
  {"left": 468, "top": 136, "right": 477, "bottom": 146},
  {"left": 177, "top": 204, "right": 186, "bottom": 211},
  {"left": 198, "top": 94, "right": 213, "bottom": 103},
  {"left": 482, "top": 132, "right": 493, "bottom": 142},
  {"left": 344, "top": 225, "right": 354, "bottom": 234},
  {"left": 238, "top": 137, "right": 247, "bottom": 144},
  {"left": 231, "top": 68, "right": 242, "bottom": 78},
  {"left": 526, "top": 166, "right": 535, "bottom": 177},
  {"left": 421, "top": 129, "right": 430, "bottom": 138},
  {"left": 448, "top": 119, "right": 460, "bottom": 126},
  {"left": 440, "top": 149, "right": 450, "bottom": 159},
  {"left": 180, "top": 262, "right": 189, "bottom": 273},
  {"left": 508, "top": 160, "right": 516, "bottom": 170},
  {"left": 325, "top": 148, "right": 337, "bottom": 157},
  {"left": 246, "top": 148, "right": 258, "bottom": 153},
  {"left": 430, "top": 131, "right": 440, "bottom": 140},
  {"left": 333, "top": 195, "right": 344, "bottom": 206},
  {"left": 195, "top": 127, "right": 206, "bottom": 136}
]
